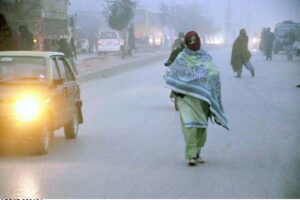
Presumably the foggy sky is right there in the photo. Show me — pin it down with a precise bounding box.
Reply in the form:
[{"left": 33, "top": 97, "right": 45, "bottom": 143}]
[{"left": 69, "top": 0, "right": 300, "bottom": 33}]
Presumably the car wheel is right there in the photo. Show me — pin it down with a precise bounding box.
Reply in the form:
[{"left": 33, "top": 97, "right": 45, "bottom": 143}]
[
  {"left": 64, "top": 109, "right": 79, "bottom": 139},
  {"left": 34, "top": 125, "right": 51, "bottom": 155}
]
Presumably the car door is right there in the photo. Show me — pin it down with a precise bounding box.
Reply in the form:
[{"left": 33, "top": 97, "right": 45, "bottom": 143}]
[
  {"left": 49, "top": 57, "right": 69, "bottom": 129},
  {"left": 55, "top": 56, "right": 79, "bottom": 123}
]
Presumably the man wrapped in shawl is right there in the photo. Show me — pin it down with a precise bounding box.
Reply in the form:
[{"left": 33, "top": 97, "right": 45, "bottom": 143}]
[
  {"left": 165, "top": 31, "right": 229, "bottom": 166},
  {"left": 230, "top": 29, "right": 255, "bottom": 78}
]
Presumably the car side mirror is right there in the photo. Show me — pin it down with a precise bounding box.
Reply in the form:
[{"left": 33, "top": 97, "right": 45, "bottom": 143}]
[{"left": 52, "top": 78, "right": 64, "bottom": 86}]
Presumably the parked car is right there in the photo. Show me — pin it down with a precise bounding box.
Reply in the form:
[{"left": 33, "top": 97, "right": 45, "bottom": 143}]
[
  {"left": 97, "top": 31, "right": 124, "bottom": 54},
  {"left": 273, "top": 20, "right": 299, "bottom": 54},
  {"left": 0, "top": 51, "right": 84, "bottom": 154}
]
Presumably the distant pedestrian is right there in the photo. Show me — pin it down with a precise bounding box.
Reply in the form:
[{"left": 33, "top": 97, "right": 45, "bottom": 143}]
[
  {"left": 18, "top": 25, "right": 34, "bottom": 50},
  {"left": 164, "top": 32, "right": 185, "bottom": 66},
  {"left": 231, "top": 29, "right": 255, "bottom": 78},
  {"left": 164, "top": 32, "right": 186, "bottom": 111},
  {"left": 285, "top": 29, "right": 296, "bottom": 60},
  {"left": 265, "top": 27, "right": 274, "bottom": 60},
  {"left": 259, "top": 28, "right": 267, "bottom": 54},
  {"left": 70, "top": 37, "right": 77, "bottom": 60},
  {"left": 165, "top": 31, "right": 229, "bottom": 166},
  {"left": 128, "top": 23, "right": 135, "bottom": 56},
  {"left": 58, "top": 39, "right": 78, "bottom": 74}
]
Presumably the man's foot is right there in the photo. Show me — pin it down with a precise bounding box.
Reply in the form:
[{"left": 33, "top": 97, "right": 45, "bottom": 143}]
[
  {"left": 187, "top": 158, "right": 197, "bottom": 166},
  {"left": 296, "top": 84, "right": 300, "bottom": 88},
  {"left": 235, "top": 75, "right": 241, "bottom": 78},
  {"left": 251, "top": 69, "right": 255, "bottom": 77}
]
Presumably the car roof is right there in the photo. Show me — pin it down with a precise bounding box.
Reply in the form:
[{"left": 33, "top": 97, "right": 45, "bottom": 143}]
[{"left": 0, "top": 51, "right": 64, "bottom": 58}]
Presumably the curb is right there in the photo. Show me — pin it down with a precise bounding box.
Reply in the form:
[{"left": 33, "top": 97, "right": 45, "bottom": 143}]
[{"left": 78, "top": 52, "right": 168, "bottom": 82}]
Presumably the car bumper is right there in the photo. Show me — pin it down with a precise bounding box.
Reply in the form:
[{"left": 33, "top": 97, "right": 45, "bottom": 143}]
[{"left": 0, "top": 116, "right": 44, "bottom": 138}]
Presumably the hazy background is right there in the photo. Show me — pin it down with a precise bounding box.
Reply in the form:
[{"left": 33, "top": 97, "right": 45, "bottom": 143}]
[{"left": 69, "top": 0, "right": 300, "bottom": 31}]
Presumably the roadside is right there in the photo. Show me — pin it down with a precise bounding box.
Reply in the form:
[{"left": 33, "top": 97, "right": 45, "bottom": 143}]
[
  {"left": 75, "top": 45, "right": 222, "bottom": 82},
  {"left": 76, "top": 49, "right": 169, "bottom": 82}
]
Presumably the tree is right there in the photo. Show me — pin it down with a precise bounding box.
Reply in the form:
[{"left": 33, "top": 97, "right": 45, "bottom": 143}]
[
  {"left": 102, "top": 0, "right": 137, "bottom": 32},
  {"left": 159, "top": 1, "right": 218, "bottom": 36}
]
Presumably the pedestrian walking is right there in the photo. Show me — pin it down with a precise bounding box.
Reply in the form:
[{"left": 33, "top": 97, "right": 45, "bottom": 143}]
[
  {"left": 128, "top": 23, "right": 135, "bottom": 56},
  {"left": 57, "top": 38, "right": 78, "bottom": 74},
  {"left": 164, "top": 32, "right": 185, "bottom": 66},
  {"left": 165, "top": 31, "right": 229, "bottom": 166},
  {"left": 259, "top": 28, "right": 267, "bottom": 54},
  {"left": 70, "top": 37, "right": 77, "bottom": 60},
  {"left": 18, "top": 25, "right": 34, "bottom": 50},
  {"left": 164, "top": 32, "right": 186, "bottom": 111},
  {"left": 285, "top": 29, "right": 296, "bottom": 60},
  {"left": 231, "top": 29, "right": 255, "bottom": 78},
  {"left": 265, "top": 27, "right": 274, "bottom": 61}
]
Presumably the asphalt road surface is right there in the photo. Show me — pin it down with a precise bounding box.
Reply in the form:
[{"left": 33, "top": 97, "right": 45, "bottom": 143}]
[{"left": 0, "top": 47, "right": 299, "bottom": 199}]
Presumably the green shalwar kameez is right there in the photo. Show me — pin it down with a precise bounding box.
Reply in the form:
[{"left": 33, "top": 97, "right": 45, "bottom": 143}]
[
  {"left": 177, "top": 95, "right": 210, "bottom": 160},
  {"left": 165, "top": 48, "right": 229, "bottom": 163}
]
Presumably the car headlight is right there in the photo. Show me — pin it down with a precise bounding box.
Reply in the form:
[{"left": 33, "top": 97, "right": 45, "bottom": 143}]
[{"left": 15, "top": 97, "right": 42, "bottom": 122}]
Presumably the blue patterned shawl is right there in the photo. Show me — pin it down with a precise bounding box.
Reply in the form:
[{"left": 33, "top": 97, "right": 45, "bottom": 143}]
[{"left": 165, "top": 48, "right": 229, "bottom": 130}]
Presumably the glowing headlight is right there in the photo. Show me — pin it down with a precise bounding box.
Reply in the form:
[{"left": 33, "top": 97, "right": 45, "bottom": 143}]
[
  {"left": 15, "top": 97, "right": 42, "bottom": 121},
  {"left": 252, "top": 37, "right": 260, "bottom": 44}
]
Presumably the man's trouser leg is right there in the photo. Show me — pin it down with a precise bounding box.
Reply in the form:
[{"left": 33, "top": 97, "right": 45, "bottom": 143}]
[
  {"left": 236, "top": 69, "right": 242, "bottom": 77},
  {"left": 244, "top": 61, "right": 255, "bottom": 77},
  {"left": 180, "top": 116, "right": 207, "bottom": 160}
]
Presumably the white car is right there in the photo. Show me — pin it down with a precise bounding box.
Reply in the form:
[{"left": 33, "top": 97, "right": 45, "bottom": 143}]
[{"left": 97, "top": 31, "right": 124, "bottom": 54}]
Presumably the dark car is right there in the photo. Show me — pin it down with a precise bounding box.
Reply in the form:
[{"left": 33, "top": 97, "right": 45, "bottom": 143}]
[{"left": 0, "top": 51, "right": 84, "bottom": 154}]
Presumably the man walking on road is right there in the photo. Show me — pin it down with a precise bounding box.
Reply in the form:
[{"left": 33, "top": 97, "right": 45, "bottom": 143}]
[
  {"left": 231, "top": 29, "right": 255, "bottom": 78},
  {"left": 165, "top": 31, "right": 229, "bottom": 166},
  {"left": 164, "top": 32, "right": 185, "bottom": 66},
  {"left": 265, "top": 27, "right": 275, "bottom": 61},
  {"left": 18, "top": 25, "right": 34, "bottom": 50},
  {"left": 57, "top": 38, "right": 78, "bottom": 74},
  {"left": 285, "top": 29, "right": 296, "bottom": 60}
]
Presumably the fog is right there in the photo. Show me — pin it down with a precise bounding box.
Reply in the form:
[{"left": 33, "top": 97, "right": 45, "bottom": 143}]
[{"left": 69, "top": 0, "right": 300, "bottom": 33}]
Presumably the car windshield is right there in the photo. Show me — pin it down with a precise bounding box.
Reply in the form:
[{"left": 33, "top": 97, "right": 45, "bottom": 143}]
[
  {"left": 0, "top": 56, "right": 47, "bottom": 82},
  {"left": 276, "top": 27, "right": 295, "bottom": 36},
  {"left": 100, "top": 32, "right": 118, "bottom": 39}
]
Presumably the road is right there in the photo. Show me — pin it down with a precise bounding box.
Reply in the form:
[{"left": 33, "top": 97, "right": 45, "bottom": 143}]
[{"left": 0, "top": 47, "right": 299, "bottom": 198}]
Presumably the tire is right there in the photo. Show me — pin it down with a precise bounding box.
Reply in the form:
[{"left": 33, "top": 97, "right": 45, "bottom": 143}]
[
  {"left": 34, "top": 125, "right": 51, "bottom": 155},
  {"left": 64, "top": 109, "right": 79, "bottom": 139}
]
